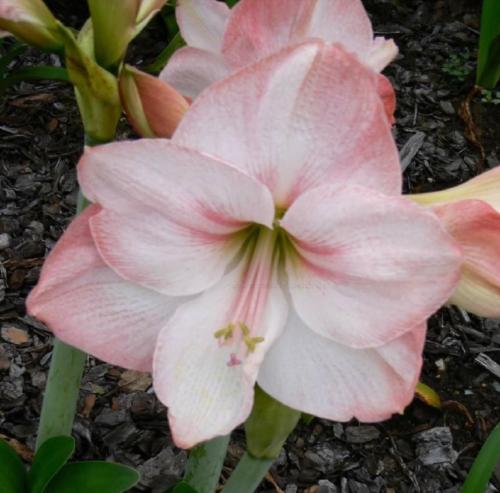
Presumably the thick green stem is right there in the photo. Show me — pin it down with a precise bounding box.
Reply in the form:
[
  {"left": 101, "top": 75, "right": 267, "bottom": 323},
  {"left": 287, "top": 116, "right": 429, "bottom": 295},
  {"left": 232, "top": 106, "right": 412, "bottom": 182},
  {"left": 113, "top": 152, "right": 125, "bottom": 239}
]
[
  {"left": 36, "top": 190, "right": 89, "bottom": 451},
  {"left": 221, "top": 453, "right": 273, "bottom": 493},
  {"left": 184, "top": 435, "right": 230, "bottom": 493},
  {"left": 36, "top": 133, "right": 102, "bottom": 451},
  {"left": 35, "top": 340, "right": 87, "bottom": 450}
]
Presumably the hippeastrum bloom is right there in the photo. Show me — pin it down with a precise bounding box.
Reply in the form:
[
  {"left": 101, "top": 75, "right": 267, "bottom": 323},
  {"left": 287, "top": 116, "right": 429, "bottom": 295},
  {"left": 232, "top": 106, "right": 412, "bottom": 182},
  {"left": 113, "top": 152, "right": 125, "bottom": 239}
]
[
  {"left": 411, "top": 167, "right": 500, "bottom": 317},
  {"left": 119, "top": 65, "right": 189, "bottom": 138},
  {"left": 161, "top": 0, "right": 397, "bottom": 121},
  {"left": 0, "top": 0, "right": 64, "bottom": 51},
  {"left": 88, "top": 0, "right": 167, "bottom": 68},
  {"left": 28, "top": 41, "right": 461, "bottom": 448}
]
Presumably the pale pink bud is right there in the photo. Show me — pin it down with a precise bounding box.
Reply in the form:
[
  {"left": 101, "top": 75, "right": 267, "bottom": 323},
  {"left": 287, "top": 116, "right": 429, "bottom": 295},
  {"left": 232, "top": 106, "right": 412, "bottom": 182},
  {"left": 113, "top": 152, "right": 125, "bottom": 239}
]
[{"left": 119, "top": 65, "right": 189, "bottom": 138}]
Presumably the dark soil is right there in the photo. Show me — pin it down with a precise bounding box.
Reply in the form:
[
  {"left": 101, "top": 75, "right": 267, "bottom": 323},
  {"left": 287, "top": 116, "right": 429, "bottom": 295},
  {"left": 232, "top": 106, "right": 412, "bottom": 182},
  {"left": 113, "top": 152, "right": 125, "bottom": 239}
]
[{"left": 1, "top": 1, "right": 499, "bottom": 492}]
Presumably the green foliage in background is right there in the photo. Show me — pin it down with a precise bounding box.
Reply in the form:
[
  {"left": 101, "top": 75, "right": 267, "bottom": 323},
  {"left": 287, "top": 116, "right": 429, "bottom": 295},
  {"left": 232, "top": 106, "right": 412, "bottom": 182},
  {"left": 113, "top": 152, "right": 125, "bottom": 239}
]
[
  {"left": 461, "top": 424, "right": 500, "bottom": 493},
  {"left": 0, "top": 437, "right": 139, "bottom": 493},
  {"left": 477, "top": 0, "right": 500, "bottom": 89}
]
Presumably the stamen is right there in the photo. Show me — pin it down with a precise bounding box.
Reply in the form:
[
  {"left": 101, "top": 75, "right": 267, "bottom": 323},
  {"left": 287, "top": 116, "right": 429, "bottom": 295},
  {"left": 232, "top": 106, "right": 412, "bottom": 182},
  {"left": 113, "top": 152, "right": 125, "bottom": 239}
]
[
  {"left": 239, "top": 323, "right": 264, "bottom": 353},
  {"left": 244, "top": 335, "right": 265, "bottom": 353},
  {"left": 239, "top": 322, "right": 250, "bottom": 337},
  {"left": 214, "top": 323, "right": 235, "bottom": 341}
]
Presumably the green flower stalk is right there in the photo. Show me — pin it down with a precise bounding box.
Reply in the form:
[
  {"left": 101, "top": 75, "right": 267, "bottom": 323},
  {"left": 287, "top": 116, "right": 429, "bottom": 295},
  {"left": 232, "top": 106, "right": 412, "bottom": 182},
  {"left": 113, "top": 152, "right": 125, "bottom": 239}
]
[{"left": 36, "top": 152, "right": 107, "bottom": 451}]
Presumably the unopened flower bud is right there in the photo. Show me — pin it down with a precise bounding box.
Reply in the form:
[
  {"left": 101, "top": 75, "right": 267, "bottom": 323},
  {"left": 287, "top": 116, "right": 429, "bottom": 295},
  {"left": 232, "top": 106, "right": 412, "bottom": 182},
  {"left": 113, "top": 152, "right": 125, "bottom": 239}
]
[
  {"left": 0, "top": 0, "right": 63, "bottom": 51},
  {"left": 120, "top": 65, "right": 189, "bottom": 138},
  {"left": 88, "top": 0, "right": 166, "bottom": 69}
]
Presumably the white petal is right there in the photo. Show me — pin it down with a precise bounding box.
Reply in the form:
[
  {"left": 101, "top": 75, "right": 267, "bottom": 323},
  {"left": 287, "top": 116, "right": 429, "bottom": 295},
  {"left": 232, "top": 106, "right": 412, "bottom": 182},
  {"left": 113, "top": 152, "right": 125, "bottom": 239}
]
[
  {"left": 153, "top": 239, "right": 288, "bottom": 448},
  {"left": 78, "top": 139, "right": 275, "bottom": 296},
  {"left": 259, "top": 310, "right": 426, "bottom": 422},
  {"left": 281, "top": 184, "right": 462, "bottom": 348},
  {"left": 177, "top": 0, "right": 230, "bottom": 52},
  {"left": 160, "top": 47, "right": 231, "bottom": 99}
]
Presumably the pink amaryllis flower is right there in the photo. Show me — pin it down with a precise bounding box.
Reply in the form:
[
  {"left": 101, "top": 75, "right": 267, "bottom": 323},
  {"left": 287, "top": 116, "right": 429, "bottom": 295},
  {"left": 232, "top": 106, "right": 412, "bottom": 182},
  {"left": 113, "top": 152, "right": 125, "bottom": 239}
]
[
  {"left": 162, "top": 0, "right": 397, "bottom": 120},
  {"left": 411, "top": 167, "right": 500, "bottom": 317},
  {"left": 28, "top": 41, "right": 461, "bottom": 448}
]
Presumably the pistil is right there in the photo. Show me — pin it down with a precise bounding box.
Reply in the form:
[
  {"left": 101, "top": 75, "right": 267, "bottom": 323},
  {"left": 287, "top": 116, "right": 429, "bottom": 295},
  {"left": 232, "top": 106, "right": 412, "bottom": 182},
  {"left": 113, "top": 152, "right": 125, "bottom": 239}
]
[{"left": 213, "top": 226, "right": 282, "bottom": 367}]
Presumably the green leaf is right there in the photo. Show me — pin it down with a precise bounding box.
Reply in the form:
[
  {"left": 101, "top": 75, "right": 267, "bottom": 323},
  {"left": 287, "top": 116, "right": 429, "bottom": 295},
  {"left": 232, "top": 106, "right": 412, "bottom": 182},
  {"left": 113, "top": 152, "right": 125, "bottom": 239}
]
[
  {"left": 479, "top": 36, "right": 500, "bottom": 89},
  {"left": 245, "top": 386, "right": 301, "bottom": 460},
  {"left": 461, "top": 423, "right": 500, "bottom": 493},
  {"left": 28, "top": 436, "right": 75, "bottom": 493},
  {"left": 47, "top": 461, "right": 140, "bottom": 493},
  {"left": 477, "top": 0, "right": 500, "bottom": 88},
  {"left": 0, "top": 439, "right": 28, "bottom": 493},
  {"left": 0, "top": 66, "right": 70, "bottom": 94},
  {"left": 169, "top": 481, "right": 199, "bottom": 493},
  {"left": 0, "top": 42, "right": 27, "bottom": 75},
  {"left": 146, "top": 32, "right": 185, "bottom": 74}
]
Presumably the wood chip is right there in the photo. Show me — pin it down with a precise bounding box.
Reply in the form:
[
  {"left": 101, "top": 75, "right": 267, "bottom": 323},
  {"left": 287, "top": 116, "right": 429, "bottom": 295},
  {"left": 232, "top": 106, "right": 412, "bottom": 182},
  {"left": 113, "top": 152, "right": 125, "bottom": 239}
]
[
  {"left": 400, "top": 131, "right": 426, "bottom": 171},
  {"left": 265, "top": 472, "right": 284, "bottom": 493},
  {"left": 80, "top": 394, "right": 97, "bottom": 418},
  {"left": 0, "top": 434, "right": 34, "bottom": 462},
  {"left": 118, "top": 370, "right": 152, "bottom": 392},
  {"left": 1, "top": 325, "right": 30, "bottom": 345},
  {"left": 475, "top": 353, "right": 500, "bottom": 379}
]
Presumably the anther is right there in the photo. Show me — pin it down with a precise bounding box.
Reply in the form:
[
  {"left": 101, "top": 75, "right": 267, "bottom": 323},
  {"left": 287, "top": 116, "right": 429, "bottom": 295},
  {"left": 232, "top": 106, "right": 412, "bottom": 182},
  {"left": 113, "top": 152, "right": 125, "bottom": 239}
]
[{"left": 214, "top": 323, "right": 235, "bottom": 341}]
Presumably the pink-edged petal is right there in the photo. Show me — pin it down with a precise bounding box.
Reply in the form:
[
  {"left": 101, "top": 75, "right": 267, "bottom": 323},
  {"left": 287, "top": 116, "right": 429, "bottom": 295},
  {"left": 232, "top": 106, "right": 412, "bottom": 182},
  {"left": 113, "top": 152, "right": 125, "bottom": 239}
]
[
  {"left": 26, "top": 206, "right": 179, "bottom": 372},
  {"left": 222, "top": 0, "right": 380, "bottom": 71},
  {"left": 281, "top": 184, "right": 462, "bottom": 348},
  {"left": 89, "top": 209, "right": 245, "bottom": 297},
  {"left": 221, "top": 0, "right": 316, "bottom": 68},
  {"left": 259, "top": 311, "right": 425, "bottom": 422},
  {"left": 306, "top": 0, "right": 374, "bottom": 55},
  {"left": 153, "top": 246, "right": 288, "bottom": 448},
  {"left": 78, "top": 140, "right": 274, "bottom": 296},
  {"left": 160, "top": 47, "right": 231, "bottom": 99},
  {"left": 177, "top": 0, "right": 229, "bottom": 52},
  {"left": 433, "top": 200, "right": 500, "bottom": 317},
  {"left": 174, "top": 41, "right": 401, "bottom": 208},
  {"left": 367, "top": 37, "right": 398, "bottom": 72}
]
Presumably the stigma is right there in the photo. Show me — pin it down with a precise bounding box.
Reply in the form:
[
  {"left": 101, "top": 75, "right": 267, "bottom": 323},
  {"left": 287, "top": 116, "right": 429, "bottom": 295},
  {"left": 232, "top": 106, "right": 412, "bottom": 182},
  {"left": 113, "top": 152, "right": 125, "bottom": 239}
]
[{"left": 214, "top": 321, "right": 265, "bottom": 367}]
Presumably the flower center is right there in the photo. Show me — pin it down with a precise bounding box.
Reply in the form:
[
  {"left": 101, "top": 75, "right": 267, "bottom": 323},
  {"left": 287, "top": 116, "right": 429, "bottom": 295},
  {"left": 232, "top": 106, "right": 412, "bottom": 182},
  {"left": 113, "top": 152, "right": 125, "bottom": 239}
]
[{"left": 212, "top": 223, "right": 286, "bottom": 367}]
